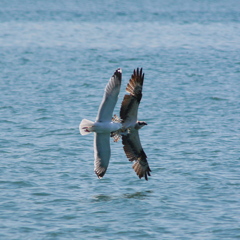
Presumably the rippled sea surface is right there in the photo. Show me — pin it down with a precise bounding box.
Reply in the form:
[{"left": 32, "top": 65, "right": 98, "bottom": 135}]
[{"left": 1, "top": 0, "right": 240, "bottom": 239}]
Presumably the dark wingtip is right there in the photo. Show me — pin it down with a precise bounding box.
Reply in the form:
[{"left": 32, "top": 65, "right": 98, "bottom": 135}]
[
  {"left": 132, "top": 68, "right": 144, "bottom": 85},
  {"left": 114, "top": 68, "right": 122, "bottom": 76},
  {"left": 95, "top": 170, "right": 106, "bottom": 179},
  {"left": 144, "top": 167, "right": 151, "bottom": 181},
  {"left": 112, "top": 68, "right": 122, "bottom": 84}
]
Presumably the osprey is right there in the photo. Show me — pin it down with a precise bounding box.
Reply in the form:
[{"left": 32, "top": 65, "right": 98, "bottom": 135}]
[
  {"left": 116, "top": 68, "right": 151, "bottom": 180},
  {"left": 79, "top": 68, "right": 122, "bottom": 178}
]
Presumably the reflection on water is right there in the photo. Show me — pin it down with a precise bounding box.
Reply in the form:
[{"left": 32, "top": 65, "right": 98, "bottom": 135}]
[
  {"left": 92, "top": 190, "right": 153, "bottom": 202},
  {"left": 123, "top": 190, "right": 153, "bottom": 199}
]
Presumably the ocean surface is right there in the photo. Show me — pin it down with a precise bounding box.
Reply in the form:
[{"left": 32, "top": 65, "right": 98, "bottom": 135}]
[{"left": 1, "top": 0, "right": 240, "bottom": 239}]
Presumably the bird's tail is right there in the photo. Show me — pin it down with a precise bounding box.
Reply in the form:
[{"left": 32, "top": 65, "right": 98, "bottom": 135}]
[{"left": 79, "top": 119, "right": 94, "bottom": 135}]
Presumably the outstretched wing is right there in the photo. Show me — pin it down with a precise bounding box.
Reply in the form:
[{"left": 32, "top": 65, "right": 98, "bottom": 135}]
[
  {"left": 120, "top": 68, "right": 144, "bottom": 128},
  {"left": 94, "top": 133, "right": 110, "bottom": 178},
  {"left": 96, "top": 68, "right": 122, "bottom": 122},
  {"left": 122, "top": 129, "right": 151, "bottom": 180}
]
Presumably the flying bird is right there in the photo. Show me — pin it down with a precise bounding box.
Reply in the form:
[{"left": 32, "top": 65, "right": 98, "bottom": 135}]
[
  {"left": 79, "top": 68, "right": 122, "bottom": 178},
  {"left": 117, "top": 68, "right": 151, "bottom": 180}
]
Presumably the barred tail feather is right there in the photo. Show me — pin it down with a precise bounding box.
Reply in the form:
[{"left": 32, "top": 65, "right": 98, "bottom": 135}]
[{"left": 79, "top": 119, "right": 94, "bottom": 135}]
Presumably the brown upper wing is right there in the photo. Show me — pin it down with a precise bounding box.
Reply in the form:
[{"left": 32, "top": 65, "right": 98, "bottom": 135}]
[
  {"left": 120, "top": 68, "right": 144, "bottom": 125},
  {"left": 122, "top": 129, "right": 151, "bottom": 180}
]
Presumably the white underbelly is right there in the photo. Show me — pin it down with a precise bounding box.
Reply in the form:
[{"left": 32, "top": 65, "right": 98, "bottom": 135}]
[{"left": 93, "top": 122, "right": 122, "bottom": 133}]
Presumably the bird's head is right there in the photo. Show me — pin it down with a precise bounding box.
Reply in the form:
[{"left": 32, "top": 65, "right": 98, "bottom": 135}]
[{"left": 136, "top": 121, "right": 147, "bottom": 129}]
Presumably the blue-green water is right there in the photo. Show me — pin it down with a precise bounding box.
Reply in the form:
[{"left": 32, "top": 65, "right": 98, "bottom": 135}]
[{"left": 1, "top": 0, "right": 240, "bottom": 239}]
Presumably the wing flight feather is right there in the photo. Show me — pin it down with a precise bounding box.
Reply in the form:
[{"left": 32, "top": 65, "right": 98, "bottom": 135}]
[
  {"left": 96, "top": 68, "right": 122, "bottom": 122},
  {"left": 120, "top": 68, "right": 144, "bottom": 127},
  {"left": 122, "top": 130, "right": 151, "bottom": 180},
  {"left": 94, "top": 133, "right": 111, "bottom": 178}
]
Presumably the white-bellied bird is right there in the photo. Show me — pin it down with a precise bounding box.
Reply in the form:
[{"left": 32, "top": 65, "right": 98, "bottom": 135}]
[{"left": 79, "top": 68, "right": 122, "bottom": 178}]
